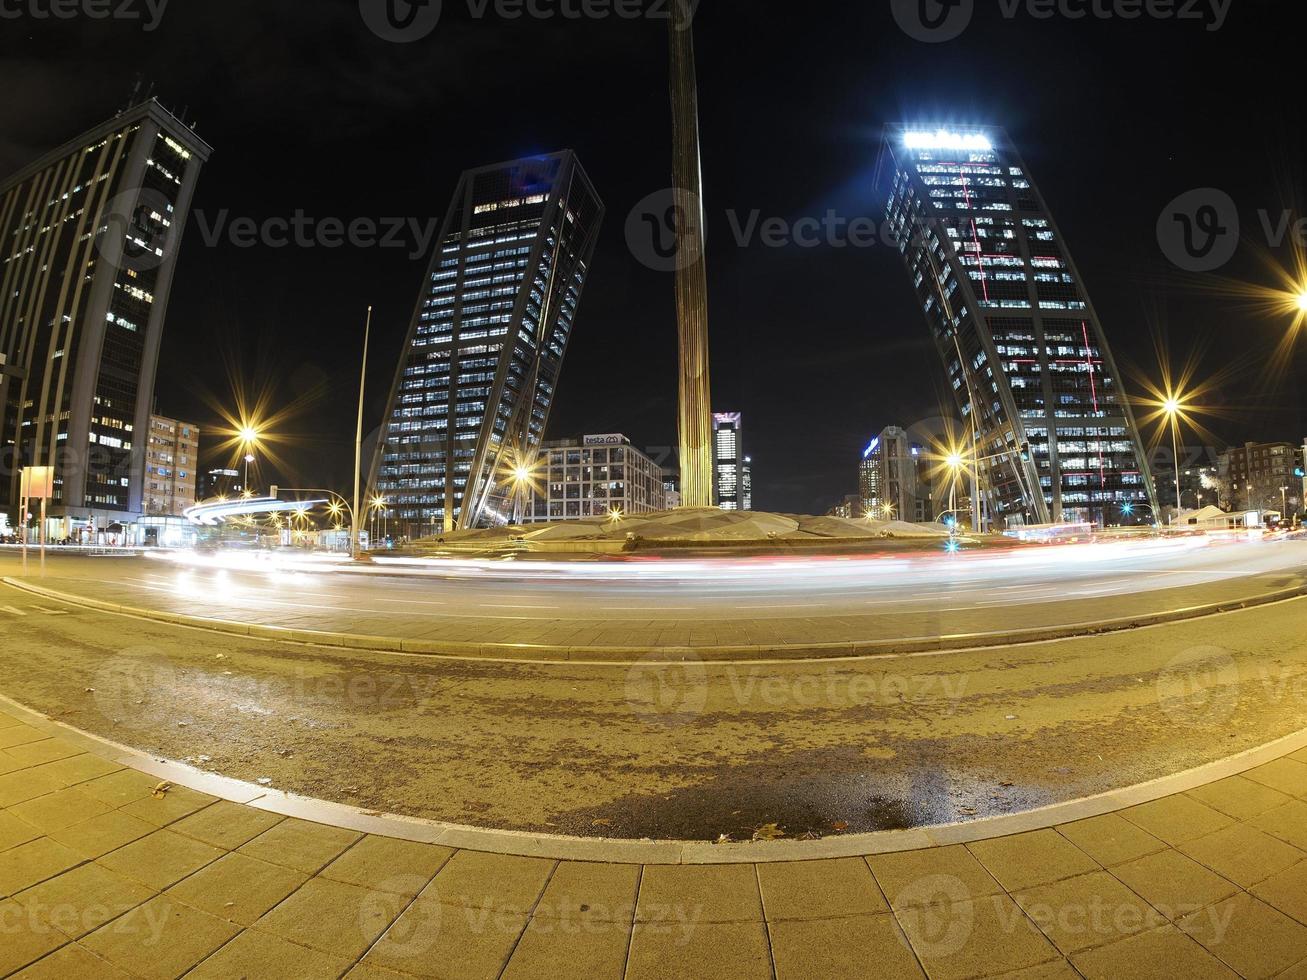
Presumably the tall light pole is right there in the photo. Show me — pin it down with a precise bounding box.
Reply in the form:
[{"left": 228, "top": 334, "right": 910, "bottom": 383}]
[
  {"left": 352, "top": 307, "right": 372, "bottom": 561},
  {"left": 1163, "top": 397, "right": 1183, "bottom": 519}
]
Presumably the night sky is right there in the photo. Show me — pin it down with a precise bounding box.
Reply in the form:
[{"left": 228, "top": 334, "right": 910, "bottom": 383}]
[{"left": 1, "top": 0, "right": 1302, "bottom": 513}]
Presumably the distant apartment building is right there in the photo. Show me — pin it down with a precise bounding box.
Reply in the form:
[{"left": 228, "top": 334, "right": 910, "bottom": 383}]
[
  {"left": 860, "top": 427, "right": 931, "bottom": 521},
  {"left": 713, "top": 412, "right": 750, "bottom": 510},
  {"left": 200, "top": 468, "right": 244, "bottom": 500},
  {"left": 1219, "top": 442, "right": 1301, "bottom": 514},
  {"left": 525, "top": 434, "right": 669, "bottom": 523},
  {"left": 0, "top": 99, "right": 211, "bottom": 524},
  {"left": 662, "top": 467, "right": 682, "bottom": 510},
  {"left": 143, "top": 415, "right": 199, "bottom": 516}
]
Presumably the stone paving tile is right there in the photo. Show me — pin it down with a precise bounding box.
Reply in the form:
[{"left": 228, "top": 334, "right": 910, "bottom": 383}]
[
  {"left": 10, "top": 942, "right": 135, "bottom": 979},
  {"left": 1249, "top": 861, "right": 1307, "bottom": 927},
  {"left": 236, "top": 816, "right": 362, "bottom": 873},
  {"left": 1178, "top": 892, "right": 1307, "bottom": 978},
  {"left": 769, "top": 911, "right": 925, "bottom": 979},
  {"left": 13, "top": 861, "right": 154, "bottom": 938},
  {"left": 0, "top": 724, "right": 50, "bottom": 750},
  {"left": 7, "top": 787, "right": 112, "bottom": 833},
  {"left": 535, "top": 859, "right": 639, "bottom": 922},
  {"left": 165, "top": 851, "right": 308, "bottom": 926},
  {"left": 320, "top": 835, "right": 453, "bottom": 896},
  {"left": 0, "top": 837, "right": 84, "bottom": 897},
  {"left": 1012, "top": 870, "right": 1165, "bottom": 955},
  {"left": 4, "top": 738, "right": 85, "bottom": 768},
  {"left": 1179, "top": 822, "right": 1307, "bottom": 889},
  {"left": 0, "top": 897, "right": 70, "bottom": 975},
  {"left": 1252, "top": 800, "right": 1307, "bottom": 851},
  {"left": 626, "top": 920, "right": 772, "bottom": 980},
  {"left": 1055, "top": 812, "right": 1167, "bottom": 868},
  {"left": 254, "top": 875, "right": 397, "bottom": 959},
  {"left": 76, "top": 768, "right": 160, "bottom": 807},
  {"left": 46, "top": 808, "right": 156, "bottom": 858},
  {"left": 1120, "top": 795, "right": 1236, "bottom": 846},
  {"left": 757, "top": 856, "right": 887, "bottom": 921},
  {"left": 868, "top": 844, "right": 1004, "bottom": 908},
  {"left": 28, "top": 753, "right": 121, "bottom": 787},
  {"left": 422, "top": 849, "right": 555, "bottom": 914},
  {"left": 0, "top": 766, "right": 74, "bottom": 807},
  {"left": 966, "top": 830, "right": 1101, "bottom": 892},
  {"left": 1187, "top": 775, "right": 1295, "bottom": 821},
  {"left": 1069, "top": 923, "right": 1238, "bottom": 979},
  {"left": 1243, "top": 759, "right": 1307, "bottom": 798},
  {"left": 636, "top": 863, "right": 764, "bottom": 924},
  {"left": 98, "top": 828, "right": 225, "bottom": 890},
  {"left": 1110, "top": 848, "right": 1240, "bottom": 920},
  {"left": 501, "top": 912, "right": 631, "bottom": 980},
  {"left": 0, "top": 807, "right": 42, "bottom": 851},
  {"left": 80, "top": 895, "right": 240, "bottom": 980},
  {"left": 167, "top": 799, "right": 284, "bottom": 850},
  {"left": 362, "top": 894, "right": 529, "bottom": 979},
  {"left": 118, "top": 784, "right": 218, "bottom": 827},
  {"left": 186, "top": 930, "right": 354, "bottom": 979},
  {"left": 895, "top": 893, "right": 1060, "bottom": 980}
]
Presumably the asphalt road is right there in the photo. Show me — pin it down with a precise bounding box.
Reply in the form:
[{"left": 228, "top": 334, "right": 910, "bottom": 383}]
[
  {"left": 2, "top": 542, "right": 1307, "bottom": 842},
  {"left": 4, "top": 536, "right": 1306, "bottom": 654}
]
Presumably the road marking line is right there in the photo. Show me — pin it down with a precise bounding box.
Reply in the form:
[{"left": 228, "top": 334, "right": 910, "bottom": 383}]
[{"left": 1, "top": 605, "right": 27, "bottom": 616}]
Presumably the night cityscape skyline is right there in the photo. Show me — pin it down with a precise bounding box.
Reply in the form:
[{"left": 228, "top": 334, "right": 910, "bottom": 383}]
[
  {"left": 5, "top": 6, "right": 1307, "bottom": 978},
  {"left": 3, "top": 2, "right": 1301, "bottom": 515}
]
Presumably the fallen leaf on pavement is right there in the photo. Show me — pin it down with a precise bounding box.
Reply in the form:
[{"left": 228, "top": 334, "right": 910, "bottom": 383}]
[
  {"left": 752, "top": 823, "right": 785, "bottom": 842},
  {"left": 831, "top": 820, "right": 849, "bottom": 832},
  {"left": 591, "top": 818, "right": 612, "bottom": 828},
  {"left": 151, "top": 781, "right": 172, "bottom": 798}
]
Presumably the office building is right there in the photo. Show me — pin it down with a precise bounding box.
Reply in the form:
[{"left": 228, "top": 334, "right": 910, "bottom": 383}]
[
  {"left": 0, "top": 99, "right": 211, "bottom": 524},
  {"left": 859, "top": 426, "right": 928, "bottom": 521},
  {"left": 525, "top": 434, "right": 669, "bottom": 522},
  {"left": 143, "top": 414, "right": 198, "bottom": 516},
  {"left": 883, "top": 125, "right": 1156, "bottom": 528},
  {"left": 1219, "top": 442, "right": 1300, "bottom": 514},
  {"left": 370, "top": 152, "right": 604, "bottom": 536},
  {"left": 713, "top": 412, "right": 750, "bottom": 510}
]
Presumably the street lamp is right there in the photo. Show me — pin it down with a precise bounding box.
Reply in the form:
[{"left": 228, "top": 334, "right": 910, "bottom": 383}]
[
  {"left": 1162, "top": 396, "right": 1184, "bottom": 519},
  {"left": 1297, "top": 291, "right": 1307, "bottom": 313}
]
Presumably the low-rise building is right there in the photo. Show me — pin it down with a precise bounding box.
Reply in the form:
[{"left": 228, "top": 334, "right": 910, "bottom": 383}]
[
  {"left": 143, "top": 415, "right": 199, "bottom": 517},
  {"left": 860, "top": 426, "right": 931, "bottom": 521},
  {"left": 526, "top": 434, "right": 670, "bottom": 523}
]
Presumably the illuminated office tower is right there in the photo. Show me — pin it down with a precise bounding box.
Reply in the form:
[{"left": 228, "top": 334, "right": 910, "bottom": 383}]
[
  {"left": 0, "top": 99, "right": 211, "bottom": 523},
  {"left": 883, "top": 125, "right": 1157, "bottom": 528},
  {"left": 713, "top": 411, "right": 749, "bottom": 510},
  {"left": 371, "top": 152, "right": 604, "bottom": 535}
]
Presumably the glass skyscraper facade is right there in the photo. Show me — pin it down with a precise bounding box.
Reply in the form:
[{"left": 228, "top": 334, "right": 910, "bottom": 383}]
[
  {"left": 0, "top": 99, "right": 210, "bottom": 522},
  {"left": 371, "top": 152, "right": 603, "bottom": 535},
  {"left": 713, "top": 411, "right": 748, "bottom": 511},
  {"left": 883, "top": 125, "right": 1157, "bottom": 528}
]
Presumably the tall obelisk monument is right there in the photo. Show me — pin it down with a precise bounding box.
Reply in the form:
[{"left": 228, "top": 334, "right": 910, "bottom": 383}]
[{"left": 668, "top": 3, "right": 714, "bottom": 508}]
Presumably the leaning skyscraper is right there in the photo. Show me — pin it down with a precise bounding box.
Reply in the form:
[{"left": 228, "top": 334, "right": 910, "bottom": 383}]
[
  {"left": 370, "top": 152, "right": 604, "bottom": 536},
  {"left": 0, "top": 98, "right": 211, "bottom": 526},
  {"left": 882, "top": 125, "right": 1157, "bottom": 529}
]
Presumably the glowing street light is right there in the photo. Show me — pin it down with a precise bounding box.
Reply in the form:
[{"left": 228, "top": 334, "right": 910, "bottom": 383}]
[{"left": 1162, "top": 394, "right": 1186, "bottom": 517}]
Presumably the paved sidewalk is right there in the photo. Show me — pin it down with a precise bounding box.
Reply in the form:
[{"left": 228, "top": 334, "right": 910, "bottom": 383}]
[{"left": 5, "top": 709, "right": 1307, "bottom": 976}]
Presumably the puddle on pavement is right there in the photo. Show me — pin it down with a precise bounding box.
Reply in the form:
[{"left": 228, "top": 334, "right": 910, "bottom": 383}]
[{"left": 552, "top": 766, "right": 1055, "bottom": 841}]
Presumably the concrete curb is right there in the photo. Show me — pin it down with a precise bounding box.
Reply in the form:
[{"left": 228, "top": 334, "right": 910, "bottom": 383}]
[
  {"left": 4, "top": 688, "right": 1307, "bottom": 865},
  {"left": 6, "top": 574, "right": 1307, "bottom": 666}
]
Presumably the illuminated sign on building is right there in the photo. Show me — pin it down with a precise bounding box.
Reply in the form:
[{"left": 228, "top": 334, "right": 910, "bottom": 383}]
[{"left": 902, "top": 130, "right": 994, "bottom": 152}]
